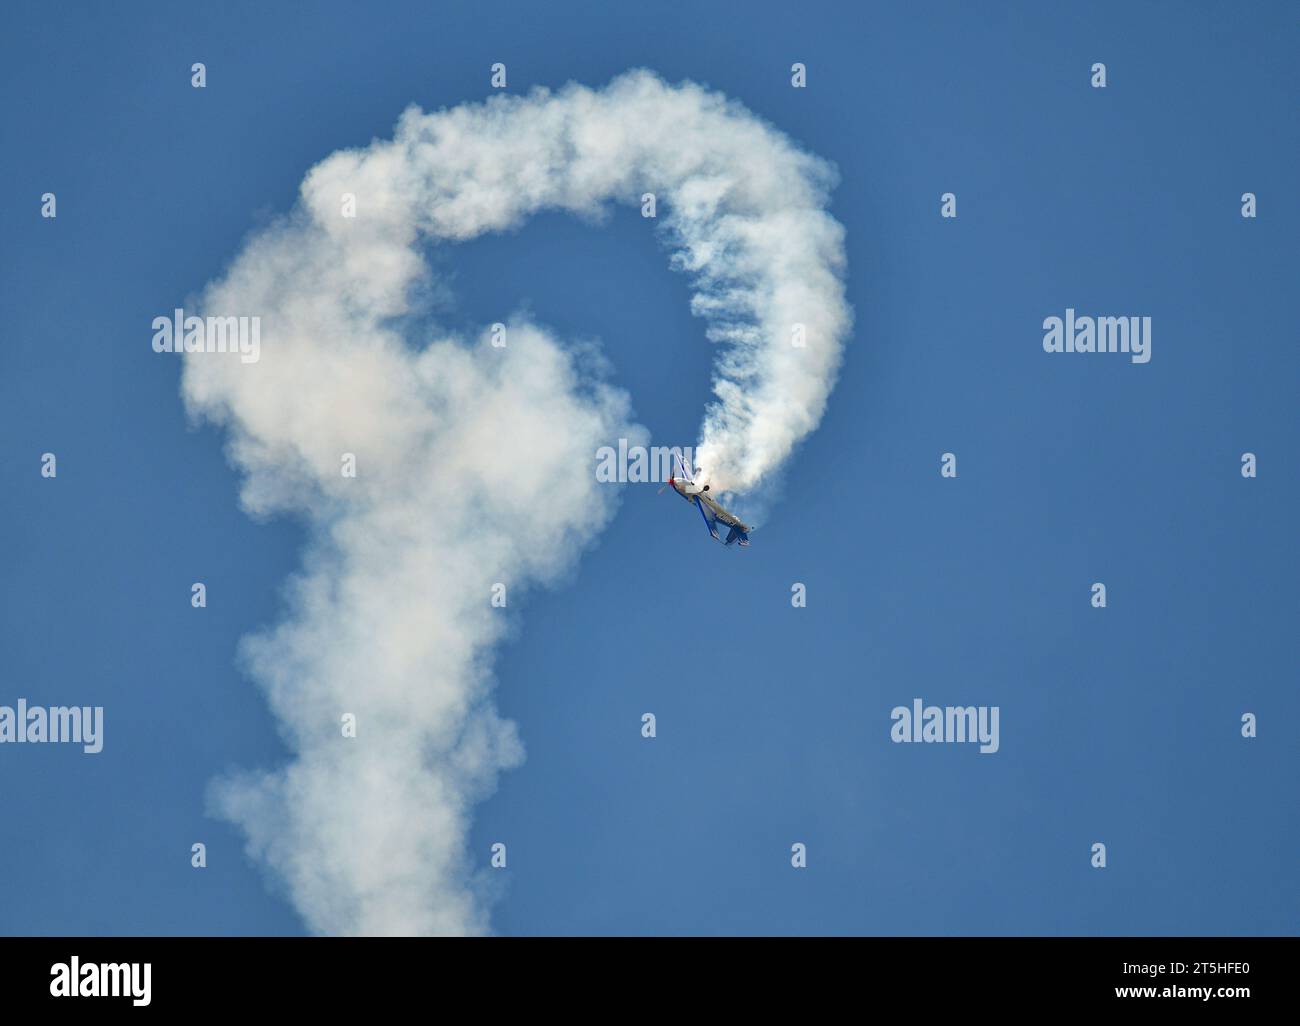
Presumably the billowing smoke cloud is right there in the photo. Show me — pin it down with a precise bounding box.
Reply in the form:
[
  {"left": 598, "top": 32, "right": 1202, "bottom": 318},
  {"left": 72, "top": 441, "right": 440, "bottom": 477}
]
[{"left": 186, "top": 70, "right": 850, "bottom": 935}]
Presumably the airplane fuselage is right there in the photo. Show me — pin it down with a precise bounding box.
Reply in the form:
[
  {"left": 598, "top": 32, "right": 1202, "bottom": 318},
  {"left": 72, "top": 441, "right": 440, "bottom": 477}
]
[{"left": 668, "top": 477, "right": 750, "bottom": 534}]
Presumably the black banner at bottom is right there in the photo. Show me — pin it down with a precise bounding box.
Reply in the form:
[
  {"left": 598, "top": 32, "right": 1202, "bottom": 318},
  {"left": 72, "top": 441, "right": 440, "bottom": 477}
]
[{"left": 0, "top": 936, "right": 1289, "bottom": 1014}]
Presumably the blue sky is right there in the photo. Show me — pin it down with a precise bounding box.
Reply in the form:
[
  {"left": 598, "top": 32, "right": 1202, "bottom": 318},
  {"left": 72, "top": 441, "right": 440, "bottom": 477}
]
[{"left": 1, "top": 0, "right": 1296, "bottom": 935}]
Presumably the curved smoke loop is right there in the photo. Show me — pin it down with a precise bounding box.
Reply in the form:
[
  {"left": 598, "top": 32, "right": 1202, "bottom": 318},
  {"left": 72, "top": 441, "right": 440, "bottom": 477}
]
[{"left": 186, "top": 70, "right": 850, "bottom": 935}]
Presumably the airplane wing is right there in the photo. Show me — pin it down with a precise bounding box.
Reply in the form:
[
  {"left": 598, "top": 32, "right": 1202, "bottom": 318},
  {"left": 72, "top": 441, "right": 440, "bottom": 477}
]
[{"left": 694, "top": 496, "right": 721, "bottom": 541}]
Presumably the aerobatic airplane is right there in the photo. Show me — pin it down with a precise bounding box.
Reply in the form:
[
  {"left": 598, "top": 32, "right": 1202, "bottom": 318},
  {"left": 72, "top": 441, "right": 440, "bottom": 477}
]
[{"left": 659, "top": 453, "right": 753, "bottom": 546}]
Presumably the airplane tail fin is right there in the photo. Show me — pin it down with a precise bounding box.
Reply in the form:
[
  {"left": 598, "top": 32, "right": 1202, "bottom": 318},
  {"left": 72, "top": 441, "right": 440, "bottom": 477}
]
[{"left": 724, "top": 526, "right": 750, "bottom": 547}]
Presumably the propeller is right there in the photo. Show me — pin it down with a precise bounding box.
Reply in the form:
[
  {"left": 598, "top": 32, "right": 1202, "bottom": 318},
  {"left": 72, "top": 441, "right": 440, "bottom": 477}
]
[{"left": 657, "top": 475, "right": 674, "bottom": 496}]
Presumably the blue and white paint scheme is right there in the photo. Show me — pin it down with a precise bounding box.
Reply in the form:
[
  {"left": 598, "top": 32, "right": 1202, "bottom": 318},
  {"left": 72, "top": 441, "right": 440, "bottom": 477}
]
[{"left": 659, "top": 453, "right": 752, "bottom": 547}]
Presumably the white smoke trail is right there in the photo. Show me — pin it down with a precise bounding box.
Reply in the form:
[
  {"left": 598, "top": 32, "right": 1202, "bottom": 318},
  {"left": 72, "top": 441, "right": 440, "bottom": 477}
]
[{"left": 186, "top": 70, "right": 850, "bottom": 935}]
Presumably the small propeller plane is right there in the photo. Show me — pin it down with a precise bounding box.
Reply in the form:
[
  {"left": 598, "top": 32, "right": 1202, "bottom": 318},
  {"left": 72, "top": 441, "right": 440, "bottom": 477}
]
[{"left": 659, "top": 453, "right": 753, "bottom": 546}]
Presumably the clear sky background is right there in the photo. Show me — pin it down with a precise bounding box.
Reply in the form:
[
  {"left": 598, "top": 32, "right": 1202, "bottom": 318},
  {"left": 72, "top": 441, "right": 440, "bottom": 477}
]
[{"left": 1, "top": 0, "right": 1296, "bottom": 935}]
